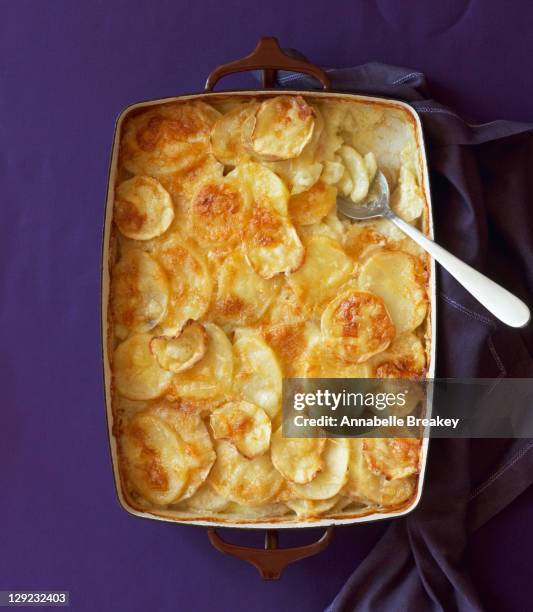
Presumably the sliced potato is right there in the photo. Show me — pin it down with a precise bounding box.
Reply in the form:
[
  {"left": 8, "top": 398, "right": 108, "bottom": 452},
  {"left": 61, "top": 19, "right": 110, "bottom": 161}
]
[
  {"left": 170, "top": 323, "right": 233, "bottom": 400},
  {"left": 286, "top": 496, "right": 340, "bottom": 518},
  {"left": 190, "top": 174, "right": 251, "bottom": 248},
  {"left": 120, "top": 101, "right": 220, "bottom": 176},
  {"left": 212, "top": 249, "right": 280, "bottom": 326},
  {"left": 149, "top": 401, "right": 216, "bottom": 499},
  {"left": 153, "top": 235, "right": 212, "bottom": 335},
  {"left": 121, "top": 412, "right": 189, "bottom": 505},
  {"left": 329, "top": 495, "right": 359, "bottom": 514},
  {"left": 321, "top": 288, "right": 395, "bottom": 363},
  {"left": 345, "top": 218, "right": 425, "bottom": 261},
  {"left": 323, "top": 209, "right": 347, "bottom": 242},
  {"left": 210, "top": 401, "right": 271, "bottom": 458},
  {"left": 210, "top": 97, "right": 250, "bottom": 114},
  {"left": 358, "top": 251, "right": 427, "bottom": 334},
  {"left": 363, "top": 438, "right": 420, "bottom": 480},
  {"left": 346, "top": 439, "right": 417, "bottom": 506},
  {"left": 315, "top": 100, "right": 346, "bottom": 159},
  {"left": 262, "top": 321, "right": 320, "bottom": 378},
  {"left": 233, "top": 331, "right": 282, "bottom": 418},
  {"left": 180, "top": 482, "right": 231, "bottom": 513},
  {"left": 321, "top": 160, "right": 345, "bottom": 185},
  {"left": 296, "top": 219, "right": 344, "bottom": 244},
  {"left": 268, "top": 156, "right": 324, "bottom": 196},
  {"left": 286, "top": 235, "right": 353, "bottom": 314},
  {"left": 288, "top": 181, "right": 337, "bottom": 226},
  {"left": 270, "top": 428, "right": 326, "bottom": 484},
  {"left": 111, "top": 249, "right": 169, "bottom": 337},
  {"left": 210, "top": 102, "right": 258, "bottom": 165},
  {"left": 390, "top": 164, "right": 424, "bottom": 223},
  {"left": 364, "top": 152, "right": 378, "bottom": 184},
  {"left": 114, "top": 396, "right": 149, "bottom": 421},
  {"left": 244, "top": 95, "right": 315, "bottom": 161},
  {"left": 115, "top": 176, "right": 174, "bottom": 240},
  {"left": 150, "top": 321, "right": 207, "bottom": 373},
  {"left": 239, "top": 163, "right": 304, "bottom": 278},
  {"left": 337, "top": 146, "right": 375, "bottom": 203},
  {"left": 261, "top": 282, "right": 305, "bottom": 327},
  {"left": 114, "top": 334, "right": 173, "bottom": 400},
  {"left": 209, "top": 440, "right": 284, "bottom": 506},
  {"left": 370, "top": 332, "right": 427, "bottom": 378},
  {"left": 344, "top": 221, "right": 388, "bottom": 261},
  {"left": 223, "top": 502, "right": 289, "bottom": 518},
  {"left": 290, "top": 440, "right": 349, "bottom": 500},
  {"left": 158, "top": 154, "right": 224, "bottom": 234},
  {"left": 265, "top": 105, "right": 325, "bottom": 195},
  {"left": 303, "top": 341, "right": 372, "bottom": 378}
]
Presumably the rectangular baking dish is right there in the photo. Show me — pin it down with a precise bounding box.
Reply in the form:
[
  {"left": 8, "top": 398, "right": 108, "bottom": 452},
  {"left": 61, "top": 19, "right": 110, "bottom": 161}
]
[{"left": 101, "top": 37, "right": 436, "bottom": 572}]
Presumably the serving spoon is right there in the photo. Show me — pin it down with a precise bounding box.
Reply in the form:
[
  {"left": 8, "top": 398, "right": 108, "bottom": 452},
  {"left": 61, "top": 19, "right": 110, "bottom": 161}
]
[{"left": 337, "top": 171, "right": 530, "bottom": 328}]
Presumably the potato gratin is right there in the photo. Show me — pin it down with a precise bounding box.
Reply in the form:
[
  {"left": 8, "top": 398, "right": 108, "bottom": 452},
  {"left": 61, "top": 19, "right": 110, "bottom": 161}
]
[{"left": 109, "top": 94, "right": 430, "bottom": 523}]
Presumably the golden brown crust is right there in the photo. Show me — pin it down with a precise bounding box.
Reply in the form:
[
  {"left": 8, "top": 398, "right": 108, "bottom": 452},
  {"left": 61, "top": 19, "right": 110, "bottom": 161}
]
[
  {"left": 114, "top": 175, "right": 174, "bottom": 241},
  {"left": 288, "top": 181, "right": 337, "bottom": 226},
  {"left": 370, "top": 333, "right": 427, "bottom": 379},
  {"left": 120, "top": 101, "right": 219, "bottom": 176},
  {"left": 149, "top": 321, "right": 207, "bottom": 373},
  {"left": 210, "top": 401, "right": 271, "bottom": 459},
  {"left": 191, "top": 178, "right": 250, "bottom": 247},
  {"left": 111, "top": 249, "right": 169, "bottom": 336},
  {"left": 210, "top": 102, "right": 258, "bottom": 166},
  {"left": 321, "top": 289, "right": 395, "bottom": 364},
  {"left": 245, "top": 95, "right": 315, "bottom": 161},
  {"left": 261, "top": 321, "right": 316, "bottom": 377},
  {"left": 363, "top": 438, "right": 420, "bottom": 480}
]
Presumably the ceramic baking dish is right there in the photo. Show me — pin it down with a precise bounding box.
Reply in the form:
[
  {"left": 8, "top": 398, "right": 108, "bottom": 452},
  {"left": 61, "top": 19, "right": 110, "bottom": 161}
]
[{"left": 101, "top": 37, "right": 436, "bottom": 577}]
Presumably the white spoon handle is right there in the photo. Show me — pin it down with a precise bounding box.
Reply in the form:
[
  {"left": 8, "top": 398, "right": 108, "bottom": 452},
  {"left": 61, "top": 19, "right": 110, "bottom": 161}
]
[{"left": 388, "top": 212, "right": 530, "bottom": 328}]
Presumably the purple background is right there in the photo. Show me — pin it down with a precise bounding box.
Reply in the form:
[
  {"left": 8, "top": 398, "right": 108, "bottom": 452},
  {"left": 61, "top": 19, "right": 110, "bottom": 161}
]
[{"left": 1, "top": 1, "right": 532, "bottom": 610}]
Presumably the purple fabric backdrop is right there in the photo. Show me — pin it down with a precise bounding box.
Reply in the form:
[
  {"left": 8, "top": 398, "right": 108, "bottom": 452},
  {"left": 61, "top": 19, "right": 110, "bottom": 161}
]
[{"left": 1, "top": 1, "right": 532, "bottom": 610}]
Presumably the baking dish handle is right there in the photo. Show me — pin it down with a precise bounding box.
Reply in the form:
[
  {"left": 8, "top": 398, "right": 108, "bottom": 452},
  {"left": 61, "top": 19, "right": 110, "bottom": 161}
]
[
  {"left": 207, "top": 526, "right": 334, "bottom": 580},
  {"left": 205, "top": 36, "right": 331, "bottom": 91}
]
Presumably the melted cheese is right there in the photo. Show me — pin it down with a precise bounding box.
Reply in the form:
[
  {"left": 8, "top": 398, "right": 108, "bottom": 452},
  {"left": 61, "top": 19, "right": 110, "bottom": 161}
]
[
  {"left": 209, "top": 440, "right": 284, "bottom": 506},
  {"left": 210, "top": 102, "right": 258, "bottom": 166},
  {"left": 346, "top": 439, "right": 417, "bottom": 506},
  {"left": 358, "top": 251, "right": 427, "bottom": 334},
  {"left": 289, "top": 440, "right": 349, "bottom": 500},
  {"left": 271, "top": 429, "right": 326, "bottom": 484},
  {"left": 150, "top": 321, "right": 207, "bottom": 373},
  {"left": 321, "top": 287, "right": 395, "bottom": 363},
  {"left": 111, "top": 249, "right": 169, "bottom": 337},
  {"left": 286, "top": 235, "right": 353, "bottom": 314},
  {"left": 121, "top": 412, "right": 189, "bottom": 505},
  {"left": 169, "top": 323, "right": 233, "bottom": 400},
  {"left": 115, "top": 176, "right": 174, "bottom": 240},
  {"left": 190, "top": 174, "right": 251, "bottom": 248},
  {"left": 120, "top": 101, "right": 220, "bottom": 176},
  {"left": 210, "top": 401, "right": 271, "bottom": 458},
  {"left": 114, "top": 334, "right": 173, "bottom": 400},
  {"left": 239, "top": 163, "right": 304, "bottom": 278},
  {"left": 212, "top": 249, "right": 280, "bottom": 326},
  {"left": 288, "top": 181, "right": 337, "bottom": 226},
  {"left": 233, "top": 331, "right": 282, "bottom": 418},
  {"left": 151, "top": 235, "right": 212, "bottom": 335},
  {"left": 244, "top": 95, "right": 315, "bottom": 161}
]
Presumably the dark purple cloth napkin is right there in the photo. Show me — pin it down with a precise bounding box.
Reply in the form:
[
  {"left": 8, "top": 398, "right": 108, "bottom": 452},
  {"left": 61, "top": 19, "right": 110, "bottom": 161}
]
[{"left": 272, "top": 64, "right": 533, "bottom": 611}]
